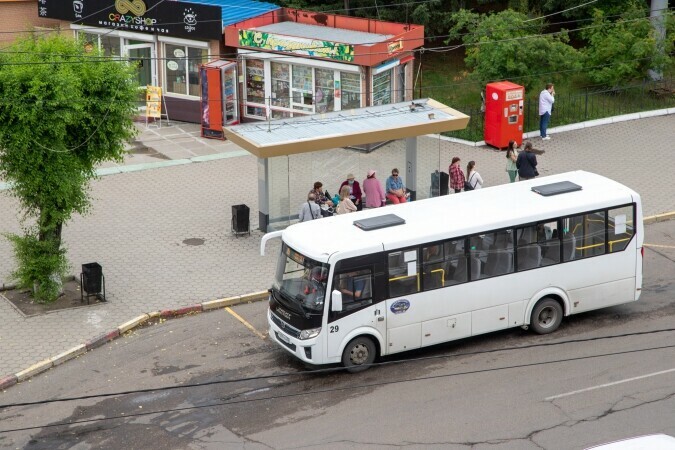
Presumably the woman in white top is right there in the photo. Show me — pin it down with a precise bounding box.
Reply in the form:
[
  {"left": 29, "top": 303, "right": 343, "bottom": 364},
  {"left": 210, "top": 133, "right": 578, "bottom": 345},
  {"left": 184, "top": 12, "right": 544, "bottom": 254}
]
[
  {"left": 336, "top": 185, "right": 357, "bottom": 215},
  {"left": 466, "top": 160, "right": 484, "bottom": 189}
]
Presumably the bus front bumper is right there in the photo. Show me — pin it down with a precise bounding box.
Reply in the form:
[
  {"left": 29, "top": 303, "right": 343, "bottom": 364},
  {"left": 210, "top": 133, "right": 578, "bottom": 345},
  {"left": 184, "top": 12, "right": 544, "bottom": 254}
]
[{"left": 268, "top": 314, "right": 322, "bottom": 364}]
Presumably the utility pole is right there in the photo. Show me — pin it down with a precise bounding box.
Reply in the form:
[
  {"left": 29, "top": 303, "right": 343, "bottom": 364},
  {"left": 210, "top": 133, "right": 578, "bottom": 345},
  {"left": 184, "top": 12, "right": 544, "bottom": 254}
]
[{"left": 648, "top": 0, "right": 667, "bottom": 80}]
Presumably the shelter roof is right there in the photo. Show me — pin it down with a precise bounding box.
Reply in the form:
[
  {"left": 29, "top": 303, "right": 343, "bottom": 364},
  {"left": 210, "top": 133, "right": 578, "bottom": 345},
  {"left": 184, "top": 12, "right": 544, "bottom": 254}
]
[{"left": 222, "top": 99, "right": 470, "bottom": 158}]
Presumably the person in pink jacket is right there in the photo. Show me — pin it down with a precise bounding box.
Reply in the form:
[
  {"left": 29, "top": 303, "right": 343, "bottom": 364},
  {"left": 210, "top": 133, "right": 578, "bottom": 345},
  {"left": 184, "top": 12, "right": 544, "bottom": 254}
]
[{"left": 362, "top": 169, "right": 386, "bottom": 208}]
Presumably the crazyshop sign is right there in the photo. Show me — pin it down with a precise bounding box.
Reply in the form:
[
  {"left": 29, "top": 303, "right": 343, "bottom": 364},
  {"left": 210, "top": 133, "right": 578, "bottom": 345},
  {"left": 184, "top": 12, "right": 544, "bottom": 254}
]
[{"left": 38, "top": 0, "right": 222, "bottom": 40}]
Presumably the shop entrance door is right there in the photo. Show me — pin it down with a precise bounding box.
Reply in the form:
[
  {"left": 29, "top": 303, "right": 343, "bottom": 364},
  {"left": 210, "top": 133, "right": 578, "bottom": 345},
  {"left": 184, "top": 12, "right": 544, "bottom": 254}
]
[{"left": 126, "top": 43, "right": 156, "bottom": 88}]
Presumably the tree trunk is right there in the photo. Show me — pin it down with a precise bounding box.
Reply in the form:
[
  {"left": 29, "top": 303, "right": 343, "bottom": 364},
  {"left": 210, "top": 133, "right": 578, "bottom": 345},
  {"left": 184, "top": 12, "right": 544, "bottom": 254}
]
[{"left": 36, "top": 208, "right": 64, "bottom": 297}]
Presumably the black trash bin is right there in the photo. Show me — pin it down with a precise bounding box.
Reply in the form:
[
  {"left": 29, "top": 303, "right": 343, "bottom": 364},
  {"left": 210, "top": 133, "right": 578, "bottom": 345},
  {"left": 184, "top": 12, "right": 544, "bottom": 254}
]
[
  {"left": 440, "top": 171, "right": 449, "bottom": 196},
  {"left": 232, "top": 204, "right": 250, "bottom": 236},
  {"left": 82, "top": 263, "right": 102, "bottom": 294},
  {"left": 81, "top": 262, "right": 106, "bottom": 304}
]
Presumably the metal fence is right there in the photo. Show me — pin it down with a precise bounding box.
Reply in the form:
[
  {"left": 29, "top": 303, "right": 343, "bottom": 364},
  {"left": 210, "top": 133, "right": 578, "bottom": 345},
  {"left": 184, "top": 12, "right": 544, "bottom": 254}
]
[{"left": 445, "top": 77, "right": 675, "bottom": 142}]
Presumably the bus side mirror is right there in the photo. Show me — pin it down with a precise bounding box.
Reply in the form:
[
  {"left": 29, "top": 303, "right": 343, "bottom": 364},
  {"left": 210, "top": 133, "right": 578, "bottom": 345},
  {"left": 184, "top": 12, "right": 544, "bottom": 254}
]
[{"left": 331, "top": 290, "right": 343, "bottom": 312}]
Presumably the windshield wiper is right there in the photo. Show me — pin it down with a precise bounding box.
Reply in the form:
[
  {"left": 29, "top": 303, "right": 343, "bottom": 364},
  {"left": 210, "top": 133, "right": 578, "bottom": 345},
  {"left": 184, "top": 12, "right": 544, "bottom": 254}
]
[
  {"left": 274, "top": 288, "right": 306, "bottom": 316},
  {"left": 294, "top": 294, "right": 313, "bottom": 318}
]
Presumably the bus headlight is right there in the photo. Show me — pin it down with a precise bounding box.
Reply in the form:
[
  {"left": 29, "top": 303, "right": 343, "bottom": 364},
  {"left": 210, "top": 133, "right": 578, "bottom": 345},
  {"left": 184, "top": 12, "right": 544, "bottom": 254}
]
[{"left": 299, "top": 327, "right": 321, "bottom": 340}]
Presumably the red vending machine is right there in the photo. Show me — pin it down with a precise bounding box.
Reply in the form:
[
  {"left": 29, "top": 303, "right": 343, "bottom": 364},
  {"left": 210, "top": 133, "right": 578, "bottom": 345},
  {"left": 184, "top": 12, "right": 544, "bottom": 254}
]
[
  {"left": 484, "top": 81, "right": 524, "bottom": 149},
  {"left": 200, "top": 60, "right": 239, "bottom": 140}
]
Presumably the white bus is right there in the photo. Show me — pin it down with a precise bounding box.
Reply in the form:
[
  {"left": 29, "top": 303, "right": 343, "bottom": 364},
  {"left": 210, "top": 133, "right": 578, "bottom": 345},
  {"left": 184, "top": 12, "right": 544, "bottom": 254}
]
[{"left": 261, "top": 171, "right": 643, "bottom": 372}]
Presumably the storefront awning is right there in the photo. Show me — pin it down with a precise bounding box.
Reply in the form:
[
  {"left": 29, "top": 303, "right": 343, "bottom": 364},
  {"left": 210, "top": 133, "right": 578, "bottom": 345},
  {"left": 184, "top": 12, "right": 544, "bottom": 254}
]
[
  {"left": 223, "top": 98, "right": 470, "bottom": 158},
  {"left": 189, "top": 0, "right": 281, "bottom": 27}
]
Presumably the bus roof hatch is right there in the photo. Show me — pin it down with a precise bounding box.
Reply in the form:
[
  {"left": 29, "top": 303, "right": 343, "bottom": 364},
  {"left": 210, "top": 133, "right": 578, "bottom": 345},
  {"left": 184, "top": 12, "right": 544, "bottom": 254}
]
[
  {"left": 353, "top": 214, "right": 406, "bottom": 231},
  {"left": 531, "top": 181, "right": 582, "bottom": 197}
]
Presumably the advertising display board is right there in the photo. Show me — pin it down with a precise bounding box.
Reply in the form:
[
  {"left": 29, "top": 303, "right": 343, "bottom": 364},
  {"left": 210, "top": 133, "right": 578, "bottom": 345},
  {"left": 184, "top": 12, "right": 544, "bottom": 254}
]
[{"left": 146, "top": 86, "right": 162, "bottom": 118}]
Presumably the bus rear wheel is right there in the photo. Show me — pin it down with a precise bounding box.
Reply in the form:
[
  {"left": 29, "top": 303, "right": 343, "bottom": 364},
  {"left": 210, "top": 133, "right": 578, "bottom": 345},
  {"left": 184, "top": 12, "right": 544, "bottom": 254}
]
[
  {"left": 342, "top": 336, "right": 376, "bottom": 373},
  {"left": 530, "top": 298, "right": 563, "bottom": 334}
]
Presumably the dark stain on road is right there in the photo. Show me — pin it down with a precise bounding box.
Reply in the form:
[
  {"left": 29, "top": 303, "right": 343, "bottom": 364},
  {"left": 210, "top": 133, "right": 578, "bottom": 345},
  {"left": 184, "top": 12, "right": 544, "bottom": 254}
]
[
  {"left": 182, "top": 238, "right": 205, "bottom": 246},
  {"left": 151, "top": 363, "right": 200, "bottom": 376}
]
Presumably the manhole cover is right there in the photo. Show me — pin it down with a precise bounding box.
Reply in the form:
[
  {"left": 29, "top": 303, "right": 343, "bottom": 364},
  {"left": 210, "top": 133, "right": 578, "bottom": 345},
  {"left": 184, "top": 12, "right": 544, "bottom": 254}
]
[{"left": 183, "top": 238, "right": 205, "bottom": 246}]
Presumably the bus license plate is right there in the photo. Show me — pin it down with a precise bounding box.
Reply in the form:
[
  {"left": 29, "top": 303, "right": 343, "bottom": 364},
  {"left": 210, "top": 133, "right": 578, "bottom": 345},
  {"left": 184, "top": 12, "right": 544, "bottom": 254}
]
[{"left": 277, "top": 332, "right": 290, "bottom": 344}]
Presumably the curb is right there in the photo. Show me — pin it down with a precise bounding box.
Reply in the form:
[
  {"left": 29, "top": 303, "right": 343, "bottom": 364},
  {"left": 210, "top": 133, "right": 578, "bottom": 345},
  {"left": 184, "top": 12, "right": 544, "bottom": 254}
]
[
  {"left": 643, "top": 212, "right": 675, "bottom": 225},
  {"left": 426, "top": 108, "right": 673, "bottom": 147},
  {"left": 0, "top": 290, "right": 269, "bottom": 392}
]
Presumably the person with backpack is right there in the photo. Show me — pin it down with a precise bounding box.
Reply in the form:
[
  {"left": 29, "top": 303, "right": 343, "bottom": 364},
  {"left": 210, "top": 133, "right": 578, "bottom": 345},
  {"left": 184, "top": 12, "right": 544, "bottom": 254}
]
[
  {"left": 516, "top": 141, "right": 538, "bottom": 181},
  {"left": 465, "top": 161, "right": 483, "bottom": 190}
]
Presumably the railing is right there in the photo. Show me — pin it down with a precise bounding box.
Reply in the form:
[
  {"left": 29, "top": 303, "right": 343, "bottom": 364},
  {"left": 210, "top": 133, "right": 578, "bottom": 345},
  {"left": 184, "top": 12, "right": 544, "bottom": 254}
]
[{"left": 442, "top": 77, "right": 674, "bottom": 142}]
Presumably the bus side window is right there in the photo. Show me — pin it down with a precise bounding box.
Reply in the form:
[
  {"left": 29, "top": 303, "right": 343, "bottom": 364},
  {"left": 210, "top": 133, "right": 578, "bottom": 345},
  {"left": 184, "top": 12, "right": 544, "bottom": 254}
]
[
  {"left": 566, "top": 211, "right": 606, "bottom": 258},
  {"left": 608, "top": 206, "right": 634, "bottom": 252},
  {"left": 388, "top": 249, "right": 419, "bottom": 297},
  {"left": 484, "top": 229, "right": 514, "bottom": 277},
  {"left": 422, "top": 244, "right": 444, "bottom": 290},
  {"left": 334, "top": 269, "right": 373, "bottom": 312}
]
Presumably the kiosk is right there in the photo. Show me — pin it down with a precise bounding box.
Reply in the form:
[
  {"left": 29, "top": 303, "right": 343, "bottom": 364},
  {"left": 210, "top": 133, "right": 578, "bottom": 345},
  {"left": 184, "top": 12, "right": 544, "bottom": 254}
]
[{"left": 484, "top": 81, "right": 524, "bottom": 149}]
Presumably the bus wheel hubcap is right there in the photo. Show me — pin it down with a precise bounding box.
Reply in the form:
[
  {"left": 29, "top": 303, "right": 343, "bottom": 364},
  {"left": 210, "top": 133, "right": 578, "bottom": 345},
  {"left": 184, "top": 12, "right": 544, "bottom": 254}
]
[
  {"left": 539, "top": 307, "right": 556, "bottom": 328},
  {"left": 351, "top": 344, "right": 368, "bottom": 365}
]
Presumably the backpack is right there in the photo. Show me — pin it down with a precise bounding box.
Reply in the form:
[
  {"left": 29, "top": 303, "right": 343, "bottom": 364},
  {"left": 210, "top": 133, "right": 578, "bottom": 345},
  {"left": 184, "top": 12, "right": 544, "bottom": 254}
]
[{"left": 464, "top": 173, "right": 477, "bottom": 191}]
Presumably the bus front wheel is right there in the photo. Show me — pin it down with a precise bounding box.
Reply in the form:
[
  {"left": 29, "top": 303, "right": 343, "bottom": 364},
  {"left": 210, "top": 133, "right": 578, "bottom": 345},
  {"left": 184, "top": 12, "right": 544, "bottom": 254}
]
[
  {"left": 530, "top": 298, "right": 563, "bottom": 335},
  {"left": 342, "top": 336, "right": 376, "bottom": 373}
]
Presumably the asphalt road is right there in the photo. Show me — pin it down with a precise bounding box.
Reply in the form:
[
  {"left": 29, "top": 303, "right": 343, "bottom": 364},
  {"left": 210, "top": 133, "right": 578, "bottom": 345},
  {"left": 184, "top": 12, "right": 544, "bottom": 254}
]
[{"left": 1, "top": 221, "right": 674, "bottom": 450}]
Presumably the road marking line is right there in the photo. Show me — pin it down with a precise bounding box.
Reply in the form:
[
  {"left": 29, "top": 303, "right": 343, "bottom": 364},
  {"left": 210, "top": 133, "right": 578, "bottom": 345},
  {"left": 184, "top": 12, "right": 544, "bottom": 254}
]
[
  {"left": 225, "top": 307, "right": 267, "bottom": 340},
  {"left": 545, "top": 367, "right": 675, "bottom": 401},
  {"left": 644, "top": 243, "right": 675, "bottom": 249}
]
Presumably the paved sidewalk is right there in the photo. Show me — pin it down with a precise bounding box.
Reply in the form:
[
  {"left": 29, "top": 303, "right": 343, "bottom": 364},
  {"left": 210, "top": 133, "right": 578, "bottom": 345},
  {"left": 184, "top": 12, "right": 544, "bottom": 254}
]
[{"left": 0, "top": 114, "right": 674, "bottom": 376}]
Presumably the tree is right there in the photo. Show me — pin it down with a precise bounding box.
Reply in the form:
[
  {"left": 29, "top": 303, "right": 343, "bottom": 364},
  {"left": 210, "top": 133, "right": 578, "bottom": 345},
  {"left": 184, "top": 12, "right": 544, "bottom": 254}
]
[
  {"left": 446, "top": 9, "right": 580, "bottom": 92},
  {"left": 581, "top": 2, "right": 673, "bottom": 87},
  {"left": 0, "top": 33, "right": 138, "bottom": 302}
]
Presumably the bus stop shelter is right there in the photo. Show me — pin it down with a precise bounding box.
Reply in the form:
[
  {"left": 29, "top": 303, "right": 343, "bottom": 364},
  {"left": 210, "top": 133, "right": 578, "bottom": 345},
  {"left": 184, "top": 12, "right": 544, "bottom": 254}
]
[{"left": 223, "top": 98, "right": 470, "bottom": 231}]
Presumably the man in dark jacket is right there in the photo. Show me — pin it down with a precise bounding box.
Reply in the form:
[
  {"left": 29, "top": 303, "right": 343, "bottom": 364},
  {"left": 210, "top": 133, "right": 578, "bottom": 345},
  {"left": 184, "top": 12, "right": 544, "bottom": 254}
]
[{"left": 516, "top": 142, "right": 538, "bottom": 181}]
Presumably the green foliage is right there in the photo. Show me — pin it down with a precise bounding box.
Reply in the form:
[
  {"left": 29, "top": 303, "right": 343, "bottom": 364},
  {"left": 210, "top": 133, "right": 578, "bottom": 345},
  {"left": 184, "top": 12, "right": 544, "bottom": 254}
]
[
  {"left": 581, "top": 4, "right": 674, "bottom": 87},
  {"left": 5, "top": 232, "right": 70, "bottom": 303},
  {"left": 0, "top": 33, "right": 138, "bottom": 302},
  {"left": 446, "top": 9, "right": 581, "bottom": 92}
]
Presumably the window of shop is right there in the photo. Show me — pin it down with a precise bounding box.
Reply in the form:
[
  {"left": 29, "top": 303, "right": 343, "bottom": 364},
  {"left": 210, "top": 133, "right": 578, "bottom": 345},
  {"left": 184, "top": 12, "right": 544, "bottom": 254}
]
[
  {"left": 372, "top": 69, "right": 393, "bottom": 106},
  {"left": 245, "top": 59, "right": 266, "bottom": 115},
  {"left": 341, "top": 72, "right": 361, "bottom": 110},
  {"left": 315, "top": 69, "right": 334, "bottom": 113},
  {"left": 80, "top": 32, "right": 121, "bottom": 57},
  {"left": 164, "top": 44, "right": 208, "bottom": 97},
  {"left": 242, "top": 56, "right": 361, "bottom": 119},
  {"left": 271, "top": 62, "right": 290, "bottom": 108},
  {"left": 291, "top": 65, "right": 313, "bottom": 113}
]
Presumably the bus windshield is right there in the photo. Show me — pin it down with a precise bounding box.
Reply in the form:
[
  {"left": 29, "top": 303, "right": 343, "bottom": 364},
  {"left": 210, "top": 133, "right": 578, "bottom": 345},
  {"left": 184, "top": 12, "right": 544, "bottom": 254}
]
[{"left": 273, "top": 244, "right": 328, "bottom": 314}]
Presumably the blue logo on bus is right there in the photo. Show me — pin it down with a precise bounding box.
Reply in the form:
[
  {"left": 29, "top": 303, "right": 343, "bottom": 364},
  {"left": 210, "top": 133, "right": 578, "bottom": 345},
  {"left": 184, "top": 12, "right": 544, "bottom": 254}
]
[{"left": 390, "top": 300, "right": 410, "bottom": 314}]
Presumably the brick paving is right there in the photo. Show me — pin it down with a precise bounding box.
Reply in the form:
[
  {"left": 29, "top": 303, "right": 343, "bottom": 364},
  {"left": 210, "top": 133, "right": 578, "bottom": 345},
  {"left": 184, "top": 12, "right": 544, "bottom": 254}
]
[{"left": 0, "top": 114, "right": 673, "bottom": 375}]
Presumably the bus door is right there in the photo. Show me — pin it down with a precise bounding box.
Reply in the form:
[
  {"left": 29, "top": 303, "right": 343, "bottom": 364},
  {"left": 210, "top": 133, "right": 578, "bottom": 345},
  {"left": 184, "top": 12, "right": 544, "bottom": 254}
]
[{"left": 326, "top": 254, "right": 386, "bottom": 360}]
